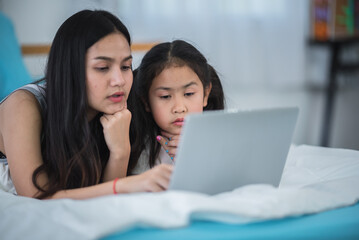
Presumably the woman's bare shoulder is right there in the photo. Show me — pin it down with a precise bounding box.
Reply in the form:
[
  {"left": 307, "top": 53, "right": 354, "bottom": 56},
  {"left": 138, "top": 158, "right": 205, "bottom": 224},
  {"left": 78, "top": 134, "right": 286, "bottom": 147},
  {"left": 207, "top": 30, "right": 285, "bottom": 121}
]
[
  {"left": 2, "top": 89, "right": 41, "bottom": 113},
  {"left": 0, "top": 89, "right": 42, "bottom": 129}
]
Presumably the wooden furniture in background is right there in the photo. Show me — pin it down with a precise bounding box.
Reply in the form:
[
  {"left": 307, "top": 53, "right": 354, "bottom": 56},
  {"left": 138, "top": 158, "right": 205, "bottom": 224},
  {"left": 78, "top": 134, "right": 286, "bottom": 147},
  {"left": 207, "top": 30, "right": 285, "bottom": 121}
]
[
  {"left": 21, "top": 42, "right": 157, "bottom": 55},
  {"left": 308, "top": 37, "right": 359, "bottom": 147}
]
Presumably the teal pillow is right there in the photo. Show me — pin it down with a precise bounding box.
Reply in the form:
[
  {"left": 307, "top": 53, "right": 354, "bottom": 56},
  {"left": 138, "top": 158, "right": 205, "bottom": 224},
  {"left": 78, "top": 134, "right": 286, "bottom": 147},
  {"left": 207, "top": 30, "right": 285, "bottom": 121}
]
[{"left": 0, "top": 12, "right": 32, "bottom": 100}]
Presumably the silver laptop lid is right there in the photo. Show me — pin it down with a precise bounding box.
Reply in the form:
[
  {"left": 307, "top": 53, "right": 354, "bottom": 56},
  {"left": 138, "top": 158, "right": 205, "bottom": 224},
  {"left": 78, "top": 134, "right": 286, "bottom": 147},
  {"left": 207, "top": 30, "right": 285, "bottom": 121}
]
[{"left": 169, "top": 107, "right": 299, "bottom": 195}]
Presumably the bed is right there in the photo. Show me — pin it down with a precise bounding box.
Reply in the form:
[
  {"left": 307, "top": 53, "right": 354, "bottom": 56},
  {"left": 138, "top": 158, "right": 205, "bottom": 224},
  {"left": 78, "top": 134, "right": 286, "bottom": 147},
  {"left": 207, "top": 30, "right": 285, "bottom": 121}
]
[
  {"left": 104, "top": 202, "right": 359, "bottom": 240},
  {"left": 1, "top": 145, "right": 359, "bottom": 240}
]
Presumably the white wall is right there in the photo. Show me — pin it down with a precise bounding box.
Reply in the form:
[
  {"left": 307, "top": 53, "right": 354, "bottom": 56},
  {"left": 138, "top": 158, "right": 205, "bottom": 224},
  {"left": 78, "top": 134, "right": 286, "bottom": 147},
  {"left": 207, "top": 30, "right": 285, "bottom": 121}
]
[
  {"left": 0, "top": 0, "right": 123, "bottom": 78},
  {"left": 1, "top": 0, "right": 358, "bottom": 150}
]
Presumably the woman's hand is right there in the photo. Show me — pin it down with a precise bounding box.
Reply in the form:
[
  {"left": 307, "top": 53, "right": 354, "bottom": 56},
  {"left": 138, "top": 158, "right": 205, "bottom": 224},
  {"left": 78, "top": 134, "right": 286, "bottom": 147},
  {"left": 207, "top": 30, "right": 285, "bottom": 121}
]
[
  {"left": 116, "top": 164, "right": 173, "bottom": 193},
  {"left": 100, "top": 107, "right": 132, "bottom": 180},
  {"left": 100, "top": 108, "right": 132, "bottom": 158},
  {"left": 156, "top": 131, "right": 181, "bottom": 161}
]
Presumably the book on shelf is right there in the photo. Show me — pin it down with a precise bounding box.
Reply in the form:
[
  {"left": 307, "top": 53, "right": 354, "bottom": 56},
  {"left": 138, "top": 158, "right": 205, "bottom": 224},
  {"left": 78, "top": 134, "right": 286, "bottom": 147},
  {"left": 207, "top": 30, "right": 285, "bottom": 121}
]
[
  {"left": 311, "top": 0, "right": 359, "bottom": 40},
  {"left": 355, "top": 0, "right": 359, "bottom": 34}
]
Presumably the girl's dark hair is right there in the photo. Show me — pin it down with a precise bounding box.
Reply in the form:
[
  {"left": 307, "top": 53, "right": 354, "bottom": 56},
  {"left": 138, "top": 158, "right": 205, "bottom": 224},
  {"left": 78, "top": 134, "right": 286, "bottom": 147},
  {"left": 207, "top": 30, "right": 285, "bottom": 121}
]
[
  {"left": 32, "top": 10, "right": 131, "bottom": 199},
  {"left": 128, "top": 40, "right": 224, "bottom": 174}
]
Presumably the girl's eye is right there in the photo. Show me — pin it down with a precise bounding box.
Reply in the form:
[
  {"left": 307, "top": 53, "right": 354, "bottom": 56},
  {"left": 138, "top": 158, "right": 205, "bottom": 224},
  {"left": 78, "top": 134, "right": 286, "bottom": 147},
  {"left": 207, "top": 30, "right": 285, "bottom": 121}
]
[
  {"left": 160, "top": 95, "right": 171, "bottom": 99},
  {"left": 185, "top": 92, "right": 195, "bottom": 97}
]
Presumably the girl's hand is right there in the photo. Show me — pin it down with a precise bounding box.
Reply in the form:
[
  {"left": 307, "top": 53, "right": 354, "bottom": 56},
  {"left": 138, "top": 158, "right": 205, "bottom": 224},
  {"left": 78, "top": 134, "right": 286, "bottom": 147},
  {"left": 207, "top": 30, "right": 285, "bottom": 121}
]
[
  {"left": 116, "top": 164, "right": 173, "bottom": 193},
  {"left": 156, "top": 131, "right": 181, "bottom": 161}
]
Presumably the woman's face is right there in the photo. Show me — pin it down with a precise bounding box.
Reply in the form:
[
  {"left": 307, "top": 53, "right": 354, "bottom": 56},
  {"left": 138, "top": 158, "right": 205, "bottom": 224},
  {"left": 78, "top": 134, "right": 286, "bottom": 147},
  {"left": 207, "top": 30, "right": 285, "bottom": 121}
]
[
  {"left": 147, "top": 65, "right": 211, "bottom": 135},
  {"left": 86, "top": 33, "right": 133, "bottom": 120}
]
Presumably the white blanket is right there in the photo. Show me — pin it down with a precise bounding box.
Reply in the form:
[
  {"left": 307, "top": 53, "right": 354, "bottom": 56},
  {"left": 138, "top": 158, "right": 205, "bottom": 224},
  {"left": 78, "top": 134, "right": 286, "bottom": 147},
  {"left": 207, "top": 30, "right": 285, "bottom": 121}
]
[{"left": 1, "top": 145, "right": 359, "bottom": 240}]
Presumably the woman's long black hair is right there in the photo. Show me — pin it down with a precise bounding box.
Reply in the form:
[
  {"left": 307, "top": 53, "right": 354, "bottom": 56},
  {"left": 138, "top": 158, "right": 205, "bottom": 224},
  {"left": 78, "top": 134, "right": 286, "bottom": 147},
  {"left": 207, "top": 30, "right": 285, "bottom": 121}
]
[
  {"left": 128, "top": 40, "right": 225, "bottom": 174},
  {"left": 32, "top": 10, "right": 131, "bottom": 199}
]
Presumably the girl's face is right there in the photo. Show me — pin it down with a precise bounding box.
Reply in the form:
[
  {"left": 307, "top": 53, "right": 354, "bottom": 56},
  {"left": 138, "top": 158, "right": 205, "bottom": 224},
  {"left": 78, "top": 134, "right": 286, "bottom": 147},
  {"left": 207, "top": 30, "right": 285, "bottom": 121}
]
[
  {"left": 86, "top": 33, "right": 133, "bottom": 120},
  {"left": 148, "top": 65, "right": 211, "bottom": 135}
]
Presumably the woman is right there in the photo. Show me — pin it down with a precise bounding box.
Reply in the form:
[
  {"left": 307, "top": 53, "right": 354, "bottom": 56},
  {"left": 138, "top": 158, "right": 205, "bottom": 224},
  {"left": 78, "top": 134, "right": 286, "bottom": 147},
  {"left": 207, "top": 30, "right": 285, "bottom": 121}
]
[{"left": 0, "top": 10, "right": 172, "bottom": 199}]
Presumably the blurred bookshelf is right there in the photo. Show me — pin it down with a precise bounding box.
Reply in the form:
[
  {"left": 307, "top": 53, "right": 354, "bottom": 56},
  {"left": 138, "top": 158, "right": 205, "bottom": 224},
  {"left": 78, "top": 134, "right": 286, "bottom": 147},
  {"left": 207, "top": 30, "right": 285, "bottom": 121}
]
[
  {"left": 310, "top": 0, "right": 359, "bottom": 40},
  {"left": 309, "top": 0, "right": 359, "bottom": 147}
]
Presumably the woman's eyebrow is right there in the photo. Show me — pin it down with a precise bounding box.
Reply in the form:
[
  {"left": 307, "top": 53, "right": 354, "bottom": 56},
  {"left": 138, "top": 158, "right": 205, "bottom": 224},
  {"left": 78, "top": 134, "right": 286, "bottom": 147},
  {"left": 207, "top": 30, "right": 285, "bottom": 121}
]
[
  {"left": 93, "top": 55, "right": 133, "bottom": 62},
  {"left": 94, "top": 56, "right": 113, "bottom": 62},
  {"left": 122, "top": 55, "right": 133, "bottom": 63}
]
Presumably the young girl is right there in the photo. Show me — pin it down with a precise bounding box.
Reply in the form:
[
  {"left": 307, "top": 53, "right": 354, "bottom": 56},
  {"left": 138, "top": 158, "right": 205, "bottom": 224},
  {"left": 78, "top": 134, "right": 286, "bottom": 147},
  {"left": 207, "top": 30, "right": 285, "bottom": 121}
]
[
  {"left": 129, "top": 40, "right": 225, "bottom": 175},
  {"left": 0, "top": 10, "right": 172, "bottom": 199}
]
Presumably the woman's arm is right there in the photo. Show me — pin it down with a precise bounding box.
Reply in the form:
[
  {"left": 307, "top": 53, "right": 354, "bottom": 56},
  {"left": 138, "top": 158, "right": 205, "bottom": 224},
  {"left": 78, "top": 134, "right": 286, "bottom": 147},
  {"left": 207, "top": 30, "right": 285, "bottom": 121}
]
[
  {"left": 1, "top": 90, "right": 45, "bottom": 197},
  {"left": 51, "top": 164, "right": 173, "bottom": 199},
  {"left": 2, "top": 91, "right": 172, "bottom": 199},
  {"left": 100, "top": 109, "right": 132, "bottom": 181}
]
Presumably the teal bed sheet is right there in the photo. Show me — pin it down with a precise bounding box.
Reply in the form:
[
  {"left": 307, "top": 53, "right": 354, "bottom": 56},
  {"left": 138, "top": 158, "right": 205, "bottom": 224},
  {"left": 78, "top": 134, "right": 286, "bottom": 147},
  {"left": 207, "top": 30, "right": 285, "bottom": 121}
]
[{"left": 103, "top": 202, "right": 359, "bottom": 240}]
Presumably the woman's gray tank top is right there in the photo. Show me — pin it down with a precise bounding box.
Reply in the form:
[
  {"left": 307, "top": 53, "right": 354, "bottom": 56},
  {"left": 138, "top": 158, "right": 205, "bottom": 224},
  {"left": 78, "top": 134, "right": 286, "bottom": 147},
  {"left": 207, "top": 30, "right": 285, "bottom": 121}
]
[{"left": 0, "top": 84, "right": 46, "bottom": 165}]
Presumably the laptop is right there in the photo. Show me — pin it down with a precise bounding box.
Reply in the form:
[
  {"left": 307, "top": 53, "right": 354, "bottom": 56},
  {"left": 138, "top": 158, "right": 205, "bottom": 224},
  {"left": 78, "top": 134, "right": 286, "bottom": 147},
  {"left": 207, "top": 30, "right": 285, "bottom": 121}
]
[{"left": 168, "top": 107, "right": 299, "bottom": 195}]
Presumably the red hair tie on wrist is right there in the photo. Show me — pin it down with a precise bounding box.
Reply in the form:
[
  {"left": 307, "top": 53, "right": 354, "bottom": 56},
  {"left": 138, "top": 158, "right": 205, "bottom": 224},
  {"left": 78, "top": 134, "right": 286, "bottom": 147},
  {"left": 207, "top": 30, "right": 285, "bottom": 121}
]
[{"left": 113, "top": 178, "right": 119, "bottom": 194}]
